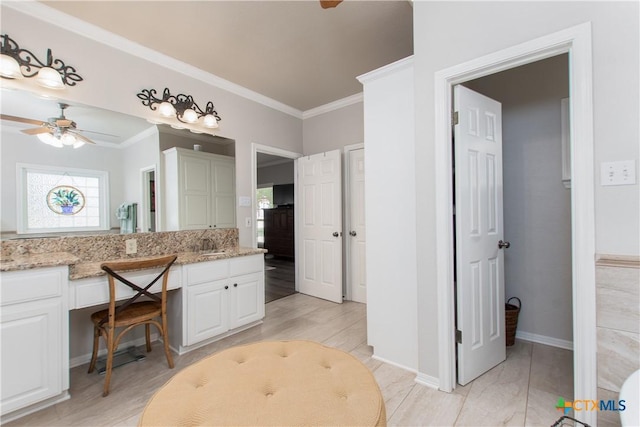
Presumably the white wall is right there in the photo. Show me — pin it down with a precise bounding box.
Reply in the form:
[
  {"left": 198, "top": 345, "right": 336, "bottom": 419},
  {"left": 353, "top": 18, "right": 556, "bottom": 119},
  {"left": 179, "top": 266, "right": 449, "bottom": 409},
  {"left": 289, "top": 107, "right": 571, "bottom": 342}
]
[
  {"left": 465, "top": 55, "right": 572, "bottom": 344},
  {"left": 1, "top": 3, "right": 303, "bottom": 247},
  {"left": 302, "top": 102, "right": 363, "bottom": 155},
  {"left": 413, "top": 1, "right": 639, "bottom": 379},
  {"left": 359, "top": 57, "right": 418, "bottom": 371}
]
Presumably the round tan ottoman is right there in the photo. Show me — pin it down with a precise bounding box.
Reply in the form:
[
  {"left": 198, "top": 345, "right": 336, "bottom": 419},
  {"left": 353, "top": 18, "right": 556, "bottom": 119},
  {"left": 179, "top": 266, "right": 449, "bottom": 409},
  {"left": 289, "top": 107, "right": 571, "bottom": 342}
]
[{"left": 138, "top": 340, "right": 386, "bottom": 426}]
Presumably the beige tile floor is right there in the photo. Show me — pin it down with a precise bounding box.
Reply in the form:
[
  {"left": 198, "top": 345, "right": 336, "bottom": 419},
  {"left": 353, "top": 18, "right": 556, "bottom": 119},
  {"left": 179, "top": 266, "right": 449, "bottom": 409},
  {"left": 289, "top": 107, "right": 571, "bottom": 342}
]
[{"left": 7, "top": 293, "right": 575, "bottom": 427}]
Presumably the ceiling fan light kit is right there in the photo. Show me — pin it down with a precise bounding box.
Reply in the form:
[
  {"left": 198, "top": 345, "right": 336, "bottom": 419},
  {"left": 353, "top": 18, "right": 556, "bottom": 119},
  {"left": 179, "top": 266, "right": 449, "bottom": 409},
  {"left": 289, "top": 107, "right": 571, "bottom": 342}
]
[
  {"left": 0, "top": 34, "right": 83, "bottom": 89},
  {"left": 137, "top": 87, "right": 221, "bottom": 135}
]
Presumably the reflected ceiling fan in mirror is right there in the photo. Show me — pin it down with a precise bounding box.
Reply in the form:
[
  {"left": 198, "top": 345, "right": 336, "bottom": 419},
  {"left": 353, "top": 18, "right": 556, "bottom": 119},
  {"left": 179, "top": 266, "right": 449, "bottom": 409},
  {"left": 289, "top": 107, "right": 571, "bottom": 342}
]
[{"left": 0, "top": 103, "right": 112, "bottom": 148}]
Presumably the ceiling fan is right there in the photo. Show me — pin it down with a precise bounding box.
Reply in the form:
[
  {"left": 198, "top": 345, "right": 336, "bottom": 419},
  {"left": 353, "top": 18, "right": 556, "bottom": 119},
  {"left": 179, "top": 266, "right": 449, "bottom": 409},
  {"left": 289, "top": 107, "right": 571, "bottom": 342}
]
[
  {"left": 0, "top": 103, "right": 102, "bottom": 148},
  {"left": 320, "top": 0, "right": 343, "bottom": 9}
]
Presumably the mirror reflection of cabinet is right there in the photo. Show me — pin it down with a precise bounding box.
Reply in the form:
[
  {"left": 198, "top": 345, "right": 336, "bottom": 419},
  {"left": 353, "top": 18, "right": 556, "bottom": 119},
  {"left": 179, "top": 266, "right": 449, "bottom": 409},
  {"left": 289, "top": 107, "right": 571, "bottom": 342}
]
[{"left": 163, "top": 147, "right": 236, "bottom": 230}]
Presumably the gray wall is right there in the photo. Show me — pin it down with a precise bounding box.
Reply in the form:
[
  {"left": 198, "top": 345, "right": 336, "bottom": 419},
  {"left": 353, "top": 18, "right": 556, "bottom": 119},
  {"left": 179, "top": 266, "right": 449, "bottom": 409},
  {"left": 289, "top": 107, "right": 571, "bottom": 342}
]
[
  {"left": 413, "top": 0, "right": 639, "bottom": 379},
  {"left": 257, "top": 162, "right": 294, "bottom": 187},
  {"left": 465, "top": 54, "right": 572, "bottom": 344},
  {"left": 302, "top": 101, "right": 363, "bottom": 155}
]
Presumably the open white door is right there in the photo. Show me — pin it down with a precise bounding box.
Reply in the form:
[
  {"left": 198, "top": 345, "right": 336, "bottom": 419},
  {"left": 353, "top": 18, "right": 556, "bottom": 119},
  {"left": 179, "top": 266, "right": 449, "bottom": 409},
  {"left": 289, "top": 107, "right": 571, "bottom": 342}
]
[
  {"left": 455, "top": 85, "right": 506, "bottom": 385},
  {"left": 348, "top": 148, "right": 367, "bottom": 303},
  {"left": 297, "top": 150, "right": 343, "bottom": 303}
]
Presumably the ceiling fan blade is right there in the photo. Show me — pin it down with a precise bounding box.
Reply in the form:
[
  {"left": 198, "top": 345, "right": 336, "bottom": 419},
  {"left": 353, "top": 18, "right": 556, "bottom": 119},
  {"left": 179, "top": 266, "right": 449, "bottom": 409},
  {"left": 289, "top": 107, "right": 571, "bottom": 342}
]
[
  {"left": 320, "top": 0, "right": 342, "bottom": 8},
  {"left": 22, "top": 127, "right": 53, "bottom": 135},
  {"left": 1, "top": 114, "right": 45, "bottom": 126},
  {"left": 68, "top": 131, "right": 96, "bottom": 145}
]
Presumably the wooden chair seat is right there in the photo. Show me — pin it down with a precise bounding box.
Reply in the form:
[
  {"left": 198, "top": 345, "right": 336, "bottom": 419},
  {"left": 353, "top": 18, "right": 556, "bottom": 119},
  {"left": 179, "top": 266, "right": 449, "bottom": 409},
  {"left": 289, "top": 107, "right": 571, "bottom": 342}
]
[
  {"left": 88, "top": 254, "right": 177, "bottom": 397},
  {"left": 90, "top": 301, "right": 161, "bottom": 328}
]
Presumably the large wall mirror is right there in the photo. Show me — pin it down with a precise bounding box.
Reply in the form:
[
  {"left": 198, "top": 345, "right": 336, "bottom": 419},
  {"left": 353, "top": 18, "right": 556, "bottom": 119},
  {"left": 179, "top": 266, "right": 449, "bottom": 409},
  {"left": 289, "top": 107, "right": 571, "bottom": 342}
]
[{"left": 0, "top": 89, "right": 236, "bottom": 238}]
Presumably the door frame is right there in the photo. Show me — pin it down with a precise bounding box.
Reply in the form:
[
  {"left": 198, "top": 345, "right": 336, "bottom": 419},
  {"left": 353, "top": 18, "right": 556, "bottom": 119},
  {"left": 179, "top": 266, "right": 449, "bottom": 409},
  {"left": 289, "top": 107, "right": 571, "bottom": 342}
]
[
  {"left": 139, "top": 164, "right": 158, "bottom": 233},
  {"left": 343, "top": 142, "right": 364, "bottom": 301},
  {"left": 434, "top": 22, "right": 595, "bottom": 425},
  {"left": 251, "top": 143, "right": 302, "bottom": 290}
]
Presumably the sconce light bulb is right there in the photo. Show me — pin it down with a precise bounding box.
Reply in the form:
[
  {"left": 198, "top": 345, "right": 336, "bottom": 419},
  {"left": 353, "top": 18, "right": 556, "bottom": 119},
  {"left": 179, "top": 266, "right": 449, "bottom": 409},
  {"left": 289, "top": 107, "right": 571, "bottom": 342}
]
[
  {"left": 0, "top": 54, "right": 23, "bottom": 79},
  {"left": 183, "top": 108, "right": 198, "bottom": 123},
  {"left": 203, "top": 114, "right": 218, "bottom": 128},
  {"left": 158, "top": 102, "right": 176, "bottom": 117},
  {"left": 35, "top": 66, "right": 64, "bottom": 89}
]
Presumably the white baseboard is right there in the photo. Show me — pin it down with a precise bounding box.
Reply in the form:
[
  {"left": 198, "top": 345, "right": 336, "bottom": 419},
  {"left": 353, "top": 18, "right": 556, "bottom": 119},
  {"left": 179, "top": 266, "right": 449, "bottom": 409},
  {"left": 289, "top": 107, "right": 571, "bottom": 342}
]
[
  {"left": 371, "top": 354, "right": 418, "bottom": 374},
  {"left": 516, "top": 330, "right": 573, "bottom": 350},
  {"left": 414, "top": 372, "right": 439, "bottom": 390},
  {"left": 69, "top": 334, "right": 159, "bottom": 368}
]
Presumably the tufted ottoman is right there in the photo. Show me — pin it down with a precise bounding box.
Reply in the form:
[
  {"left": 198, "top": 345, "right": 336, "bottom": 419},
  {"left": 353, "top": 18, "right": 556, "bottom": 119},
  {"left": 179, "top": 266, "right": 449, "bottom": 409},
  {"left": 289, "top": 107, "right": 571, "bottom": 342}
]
[{"left": 138, "top": 340, "right": 386, "bottom": 426}]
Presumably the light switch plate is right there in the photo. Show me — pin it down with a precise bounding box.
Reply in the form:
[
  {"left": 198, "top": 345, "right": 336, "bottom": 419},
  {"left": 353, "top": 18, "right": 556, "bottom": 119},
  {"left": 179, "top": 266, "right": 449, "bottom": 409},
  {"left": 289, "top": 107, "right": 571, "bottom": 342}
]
[
  {"left": 245, "top": 217, "right": 251, "bottom": 227},
  {"left": 601, "top": 160, "right": 637, "bottom": 186},
  {"left": 125, "top": 239, "right": 137, "bottom": 254},
  {"left": 238, "top": 196, "right": 251, "bottom": 207}
]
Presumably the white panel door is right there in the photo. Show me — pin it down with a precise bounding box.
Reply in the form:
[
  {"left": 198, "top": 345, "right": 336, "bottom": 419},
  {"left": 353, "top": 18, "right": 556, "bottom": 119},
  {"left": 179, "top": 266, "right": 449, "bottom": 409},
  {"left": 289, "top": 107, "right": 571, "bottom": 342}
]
[
  {"left": 228, "top": 272, "right": 264, "bottom": 329},
  {"left": 186, "top": 280, "right": 228, "bottom": 345},
  {"left": 180, "top": 156, "right": 211, "bottom": 229},
  {"left": 348, "top": 149, "right": 367, "bottom": 303},
  {"left": 455, "top": 85, "right": 506, "bottom": 385},
  {"left": 297, "top": 150, "right": 343, "bottom": 303}
]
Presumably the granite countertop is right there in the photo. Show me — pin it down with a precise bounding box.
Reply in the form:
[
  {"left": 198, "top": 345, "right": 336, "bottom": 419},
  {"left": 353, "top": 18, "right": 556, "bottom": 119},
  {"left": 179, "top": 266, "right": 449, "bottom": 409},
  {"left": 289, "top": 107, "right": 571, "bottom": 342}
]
[{"left": 1, "top": 247, "right": 267, "bottom": 280}]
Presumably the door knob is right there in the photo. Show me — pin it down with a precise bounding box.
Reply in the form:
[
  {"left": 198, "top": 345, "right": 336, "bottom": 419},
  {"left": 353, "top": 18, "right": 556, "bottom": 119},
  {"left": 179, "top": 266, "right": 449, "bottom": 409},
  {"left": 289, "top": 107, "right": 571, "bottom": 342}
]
[
  {"left": 332, "top": 232, "right": 339, "bottom": 237},
  {"left": 349, "top": 231, "right": 357, "bottom": 237},
  {"left": 498, "top": 240, "right": 511, "bottom": 249}
]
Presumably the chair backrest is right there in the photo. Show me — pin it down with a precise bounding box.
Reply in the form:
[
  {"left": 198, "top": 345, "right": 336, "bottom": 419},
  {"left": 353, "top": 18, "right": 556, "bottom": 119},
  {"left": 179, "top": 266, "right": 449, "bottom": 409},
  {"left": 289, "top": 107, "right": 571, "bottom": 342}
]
[{"left": 99, "top": 255, "right": 177, "bottom": 326}]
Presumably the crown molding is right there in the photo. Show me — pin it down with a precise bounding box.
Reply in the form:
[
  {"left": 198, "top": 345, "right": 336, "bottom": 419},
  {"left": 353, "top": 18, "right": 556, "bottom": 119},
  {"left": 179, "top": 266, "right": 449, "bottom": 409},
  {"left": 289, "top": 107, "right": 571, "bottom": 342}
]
[
  {"left": 357, "top": 55, "right": 414, "bottom": 84},
  {"left": 3, "top": 1, "right": 304, "bottom": 119},
  {"left": 302, "top": 92, "right": 363, "bottom": 119}
]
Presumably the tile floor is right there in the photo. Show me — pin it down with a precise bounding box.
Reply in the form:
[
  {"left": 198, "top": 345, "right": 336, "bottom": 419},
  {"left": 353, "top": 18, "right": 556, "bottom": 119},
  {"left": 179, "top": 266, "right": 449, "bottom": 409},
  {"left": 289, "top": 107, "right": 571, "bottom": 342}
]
[{"left": 7, "top": 293, "right": 576, "bottom": 427}]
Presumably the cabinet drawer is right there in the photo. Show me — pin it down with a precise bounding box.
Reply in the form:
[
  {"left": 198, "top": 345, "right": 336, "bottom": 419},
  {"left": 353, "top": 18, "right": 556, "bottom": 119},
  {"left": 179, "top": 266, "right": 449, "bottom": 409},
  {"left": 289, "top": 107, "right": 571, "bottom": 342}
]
[
  {"left": 229, "top": 255, "right": 263, "bottom": 277},
  {"left": 72, "top": 268, "right": 182, "bottom": 310},
  {"left": 185, "top": 260, "right": 229, "bottom": 286},
  {"left": 1, "top": 267, "right": 66, "bottom": 306}
]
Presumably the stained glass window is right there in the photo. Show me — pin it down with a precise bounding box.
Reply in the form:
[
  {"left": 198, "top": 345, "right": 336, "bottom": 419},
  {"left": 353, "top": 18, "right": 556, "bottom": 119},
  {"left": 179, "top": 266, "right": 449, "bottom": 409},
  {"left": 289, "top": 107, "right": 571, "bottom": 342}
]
[{"left": 17, "top": 164, "right": 109, "bottom": 234}]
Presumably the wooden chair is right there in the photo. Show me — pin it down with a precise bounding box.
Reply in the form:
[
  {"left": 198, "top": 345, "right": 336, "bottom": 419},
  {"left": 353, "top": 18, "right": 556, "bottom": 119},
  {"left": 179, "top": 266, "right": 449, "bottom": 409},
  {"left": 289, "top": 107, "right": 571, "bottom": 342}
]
[{"left": 88, "top": 255, "right": 177, "bottom": 396}]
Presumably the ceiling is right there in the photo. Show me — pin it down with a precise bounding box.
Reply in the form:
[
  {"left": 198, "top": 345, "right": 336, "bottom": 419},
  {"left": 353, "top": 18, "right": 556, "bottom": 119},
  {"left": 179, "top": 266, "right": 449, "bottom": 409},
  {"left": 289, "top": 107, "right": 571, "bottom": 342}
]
[{"left": 41, "top": 0, "right": 414, "bottom": 112}]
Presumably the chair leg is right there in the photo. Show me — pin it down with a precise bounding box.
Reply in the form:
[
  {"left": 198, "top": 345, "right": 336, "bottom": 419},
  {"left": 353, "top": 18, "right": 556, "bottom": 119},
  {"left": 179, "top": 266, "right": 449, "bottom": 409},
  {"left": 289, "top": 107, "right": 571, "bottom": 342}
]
[
  {"left": 161, "top": 316, "right": 174, "bottom": 369},
  {"left": 103, "top": 328, "right": 114, "bottom": 397},
  {"left": 145, "top": 324, "right": 152, "bottom": 352},
  {"left": 88, "top": 326, "right": 100, "bottom": 374}
]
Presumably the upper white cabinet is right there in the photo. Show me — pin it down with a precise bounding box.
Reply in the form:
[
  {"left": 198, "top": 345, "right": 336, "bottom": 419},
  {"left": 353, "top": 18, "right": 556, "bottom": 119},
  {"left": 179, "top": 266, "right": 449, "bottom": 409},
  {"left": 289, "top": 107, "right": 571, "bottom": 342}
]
[{"left": 163, "top": 147, "right": 236, "bottom": 230}]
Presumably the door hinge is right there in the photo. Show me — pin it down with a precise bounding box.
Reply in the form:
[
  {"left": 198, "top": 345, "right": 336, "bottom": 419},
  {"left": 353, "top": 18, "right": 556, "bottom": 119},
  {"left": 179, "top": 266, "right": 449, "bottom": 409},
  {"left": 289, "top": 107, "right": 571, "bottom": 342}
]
[
  {"left": 456, "top": 329, "right": 462, "bottom": 344},
  {"left": 453, "top": 111, "right": 459, "bottom": 125}
]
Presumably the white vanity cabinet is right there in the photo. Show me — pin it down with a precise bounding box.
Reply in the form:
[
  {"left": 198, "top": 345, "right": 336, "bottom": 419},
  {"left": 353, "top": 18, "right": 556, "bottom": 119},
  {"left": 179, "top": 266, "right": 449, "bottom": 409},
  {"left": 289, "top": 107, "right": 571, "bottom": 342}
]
[
  {"left": 171, "top": 254, "right": 264, "bottom": 353},
  {"left": 0, "top": 267, "right": 69, "bottom": 418},
  {"left": 163, "top": 147, "right": 236, "bottom": 231}
]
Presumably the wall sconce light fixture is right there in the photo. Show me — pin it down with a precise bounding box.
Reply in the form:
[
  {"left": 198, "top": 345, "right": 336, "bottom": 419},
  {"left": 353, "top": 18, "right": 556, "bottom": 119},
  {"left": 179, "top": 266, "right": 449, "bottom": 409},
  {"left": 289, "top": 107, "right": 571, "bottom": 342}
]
[
  {"left": 0, "top": 34, "right": 83, "bottom": 89},
  {"left": 137, "top": 88, "right": 221, "bottom": 133}
]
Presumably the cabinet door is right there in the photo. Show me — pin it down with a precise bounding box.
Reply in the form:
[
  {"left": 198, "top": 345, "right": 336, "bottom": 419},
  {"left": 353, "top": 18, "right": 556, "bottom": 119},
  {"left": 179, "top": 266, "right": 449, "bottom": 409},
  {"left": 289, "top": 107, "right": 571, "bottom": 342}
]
[
  {"left": 186, "top": 280, "right": 228, "bottom": 345},
  {"left": 229, "top": 272, "right": 264, "bottom": 330},
  {"left": 211, "top": 159, "right": 236, "bottom": 228},
  {"left": 1, "top": 298, "right": 64, "bottom": 414},
  {"left": 180, "top": 155, "right": 212, "bottom": 229}
]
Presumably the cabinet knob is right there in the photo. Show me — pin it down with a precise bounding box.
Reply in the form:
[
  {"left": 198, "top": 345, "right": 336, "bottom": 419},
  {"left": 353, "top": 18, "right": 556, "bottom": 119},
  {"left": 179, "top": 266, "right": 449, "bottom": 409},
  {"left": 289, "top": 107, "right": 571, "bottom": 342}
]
[
  {"left": 224, "top": 285, "right": 229, "bottom": 290},
  {"left": 234, "top": 283, "right": 238, "bottom": 287},
  {"left": 349, "top": 231, "right": 357, "bottom": 237},
  {"left": 332, "top": 232, "right": 339, "bottom": 237}
]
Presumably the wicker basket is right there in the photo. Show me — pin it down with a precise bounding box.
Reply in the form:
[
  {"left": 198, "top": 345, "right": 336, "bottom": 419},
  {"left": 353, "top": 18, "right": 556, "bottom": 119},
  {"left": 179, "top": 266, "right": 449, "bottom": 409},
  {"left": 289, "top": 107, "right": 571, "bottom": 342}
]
[{"left": 505, "top": 297, "right": 521, "bottom": 346}]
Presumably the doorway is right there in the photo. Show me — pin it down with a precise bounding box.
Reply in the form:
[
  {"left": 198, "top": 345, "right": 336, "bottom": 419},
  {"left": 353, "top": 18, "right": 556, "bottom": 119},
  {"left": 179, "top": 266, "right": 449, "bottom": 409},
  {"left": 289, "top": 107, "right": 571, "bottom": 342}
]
[
  {"left": 434, "top": 22, "right": 596, "bottom": 425},
  {"left": 140, "top": 165, "right": 157, "bottom": 233},
  {"left": 454, "top": 54, "right": 572, "bottom": 385},
  {"left": 252, "top": 144, "right": 301, "bottom": 303}
]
